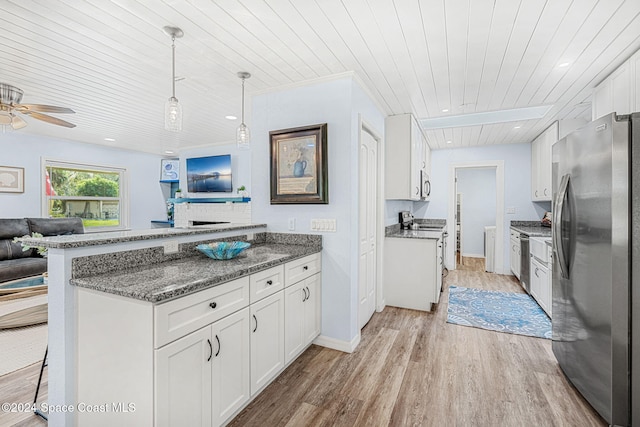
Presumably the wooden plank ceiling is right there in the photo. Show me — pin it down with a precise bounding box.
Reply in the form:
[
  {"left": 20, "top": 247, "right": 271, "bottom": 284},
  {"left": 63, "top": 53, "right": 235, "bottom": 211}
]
[{"left": 0, "top": 0, "right": 638, "bottom": 154}]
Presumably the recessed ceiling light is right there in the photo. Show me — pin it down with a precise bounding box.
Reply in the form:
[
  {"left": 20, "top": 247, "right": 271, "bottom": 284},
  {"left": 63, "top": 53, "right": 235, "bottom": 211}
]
[
  {"left": 514, "top": 126, "right": 521, "bottom": 129},
  {"left": 442, "top": 109, "right": 449, "bottom": 113},
  {"left": 225, "top": 115, "right": 237, "bottom": 120},
  {"left": 558, "top": 62, "right": 570, "bottom": 68},
  {"left": 446, "top": 140, "right": 452, "bottom": 144},
  {"left": 420, "top": 105, "right": 553, "bottom": 129},
  {"left": 164, "top": 150, "right": 175, "bottom": 154},
  {"left": 104, "top": 138, "right": 115, "bottom": 142}
]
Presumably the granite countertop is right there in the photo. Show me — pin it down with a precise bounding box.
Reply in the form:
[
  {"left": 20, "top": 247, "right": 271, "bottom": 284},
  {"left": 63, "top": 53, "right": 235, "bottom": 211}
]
[
  {"left": 386, "top": 229, "right": 444, "bottom": 240},
  {"left": 510, "top": 221, "right": 552, "bottom": 237},
  {"left": 70, "top": 242, "right": 320, "bottom": 303},
  {"left": 20, "top": 223, "right": 267, "bottom": 249}
]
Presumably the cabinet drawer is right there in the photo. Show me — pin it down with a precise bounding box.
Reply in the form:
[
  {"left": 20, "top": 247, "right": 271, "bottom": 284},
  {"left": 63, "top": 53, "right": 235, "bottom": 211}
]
[
  {"left": 510, "top": 229, "right": 521, "bottom": 240},
  {"left": 155, "top": 277, "right": 249, "bottom": 348},
  {"left": 250, "top": 265, "right": 285, "bottom": 303},
  {"left": 285, "top": 253, "right": 321, "bottom": 287}
]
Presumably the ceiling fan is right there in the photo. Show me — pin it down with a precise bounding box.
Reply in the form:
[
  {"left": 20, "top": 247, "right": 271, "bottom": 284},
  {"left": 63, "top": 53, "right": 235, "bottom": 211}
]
[{"left": 0, "top": 83, "right": 76, "bottom": 130}]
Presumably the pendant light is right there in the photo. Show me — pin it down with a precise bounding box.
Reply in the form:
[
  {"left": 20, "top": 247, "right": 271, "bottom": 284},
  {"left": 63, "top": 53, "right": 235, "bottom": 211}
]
[
  {"left": 236, "top": 71, "right": 251, "bottom": 149},
  {"left": 163, "top": 26, "right": 184, "bottom": 132}
]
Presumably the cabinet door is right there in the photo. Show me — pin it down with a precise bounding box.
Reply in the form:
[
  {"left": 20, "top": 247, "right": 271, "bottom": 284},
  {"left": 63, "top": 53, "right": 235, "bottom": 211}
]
[
  {"left": 410, "top": 117, "right": 422, "bottom": 200},
  {"left": 531, "top": 136, "right": 541, "bottom": 200},
  {"left": 531, "top": 258, "right": 551, "bottom": 316},
  {"left": 211, "top": 308, "right": 250, "bottom": 426},
  {"left": 284, "top": 281, "right": 305, "bottom": 364},
  {"left": 303, "top": 274, "right": 321, "bottom": 345},
  {"left": 592, "top": 78, "right": 612, "bottom": 120},
  {"left": 250, "top": 291, "right": 284, "bottom": 395},
  {"left": 156, "top": 326, "right": 212, "bottom": 427},
  {"left": 529, "top": 257, "right": 543, "bottom": 305},
  {"left": 539, "top": 123, "right": 556, "bottom": 201},
  {"left": 611, "top": 62, "right": 631, "bottom": 116}
]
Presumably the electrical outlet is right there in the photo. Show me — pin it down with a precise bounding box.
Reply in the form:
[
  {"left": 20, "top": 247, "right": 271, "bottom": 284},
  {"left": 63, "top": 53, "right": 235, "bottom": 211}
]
[
  {"left": 164, "top": 240, "right": 179, "bottom": 254},
  {"left": 288, "top": 218, "right": 295, "bottom": 231},
  {"left": 506, "top": 207, "right": 516, "bottom": 214}
]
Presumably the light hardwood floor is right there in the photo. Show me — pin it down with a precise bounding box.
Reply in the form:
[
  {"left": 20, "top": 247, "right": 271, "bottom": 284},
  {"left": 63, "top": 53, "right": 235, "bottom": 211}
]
[
  {"left": 229, "top": 268, "right": 605, "bottom": 427},
  {"left": 0, "top": 362, "right": 47, "bottom": 427},
  {"left": 0, "top": 267, "right": 605, "bottom": 427}
]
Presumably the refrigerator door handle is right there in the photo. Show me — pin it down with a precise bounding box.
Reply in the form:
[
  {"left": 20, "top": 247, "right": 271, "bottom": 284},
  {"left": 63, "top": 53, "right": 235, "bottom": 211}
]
[{"left": 553, "top": 174, "right": 570, "bottom": 279}]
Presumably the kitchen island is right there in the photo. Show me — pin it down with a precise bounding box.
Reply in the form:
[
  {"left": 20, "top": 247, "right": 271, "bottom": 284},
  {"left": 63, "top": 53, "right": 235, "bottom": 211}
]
[{"left": 20, "top": 224, "right": 323, "bottom": 427}]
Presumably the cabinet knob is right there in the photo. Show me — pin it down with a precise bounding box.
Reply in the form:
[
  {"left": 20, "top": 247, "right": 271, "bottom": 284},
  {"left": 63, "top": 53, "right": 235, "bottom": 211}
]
[
  {"left": 303, "top": 266, "right": 308, "bottom": 271},
  {"left": 266, "top": 280, "right": 273, "bottom": 285},
  {"left": 209, "top": 302, "right": 217, "bottom": 309}
]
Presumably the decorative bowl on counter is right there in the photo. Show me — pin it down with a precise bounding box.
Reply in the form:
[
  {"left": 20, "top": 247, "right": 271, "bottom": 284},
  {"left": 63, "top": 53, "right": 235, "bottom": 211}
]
[{"left": 196, "top": 241, "right": 251, "bottom": 260}]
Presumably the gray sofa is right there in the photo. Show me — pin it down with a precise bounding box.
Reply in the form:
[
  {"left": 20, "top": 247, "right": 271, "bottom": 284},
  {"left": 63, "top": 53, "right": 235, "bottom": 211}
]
[{"left": 0, "top": 217, "right": 84, "bottom": 283}]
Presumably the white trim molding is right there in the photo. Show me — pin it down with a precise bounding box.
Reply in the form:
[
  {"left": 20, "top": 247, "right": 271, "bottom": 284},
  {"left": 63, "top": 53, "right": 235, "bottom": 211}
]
[{"left": 313, "top": 333, "right": 361, "bottom": 354}]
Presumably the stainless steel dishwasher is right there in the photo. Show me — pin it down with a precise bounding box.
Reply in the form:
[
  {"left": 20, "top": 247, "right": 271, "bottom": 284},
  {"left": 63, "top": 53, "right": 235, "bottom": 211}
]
[{"left": 519, "top": 234, "right": 530, "bottom": 294}]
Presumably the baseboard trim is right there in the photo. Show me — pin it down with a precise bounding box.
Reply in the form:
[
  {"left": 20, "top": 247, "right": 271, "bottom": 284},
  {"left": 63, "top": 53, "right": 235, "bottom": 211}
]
[
  {"left": 313, "top": 333, "right": 361, "bottom": 353},
  {"left": 462, "top": 253, "right": 485, "bottom": 258}
]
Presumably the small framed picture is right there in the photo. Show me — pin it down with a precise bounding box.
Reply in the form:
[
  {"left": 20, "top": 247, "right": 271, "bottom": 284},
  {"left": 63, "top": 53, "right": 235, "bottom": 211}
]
[
  {"left": 160, "top": 159, "right": 180, "bottom": 182},
  {"left": 0, "top": 165, "right": 24, "bottom": 193}
]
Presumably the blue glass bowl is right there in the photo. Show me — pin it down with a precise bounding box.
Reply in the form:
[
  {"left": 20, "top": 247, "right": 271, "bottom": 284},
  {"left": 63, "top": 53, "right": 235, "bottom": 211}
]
[{"left": 196, "top": 241, "right": 251, "bottom": 260}]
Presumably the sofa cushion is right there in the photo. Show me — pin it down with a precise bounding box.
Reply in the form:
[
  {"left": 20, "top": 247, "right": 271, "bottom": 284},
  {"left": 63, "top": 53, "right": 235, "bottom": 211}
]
[
  {"left": 0, "top": 257, "right": 47, "bottom": 283},
  {"left": 0, "top": 219, "right": 33, "bottom": 261},
  {"left": 27, "top": 217, "right": 84, "bottom": 236}
]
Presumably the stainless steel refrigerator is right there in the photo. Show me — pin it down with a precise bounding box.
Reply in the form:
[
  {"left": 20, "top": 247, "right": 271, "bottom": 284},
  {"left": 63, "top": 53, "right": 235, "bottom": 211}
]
[{"left": 552, "top": 112, "right": 639, "bottom": 426}]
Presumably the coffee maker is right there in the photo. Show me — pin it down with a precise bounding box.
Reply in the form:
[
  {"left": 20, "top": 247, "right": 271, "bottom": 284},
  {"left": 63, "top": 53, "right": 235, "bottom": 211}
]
[{"left": 399, "top": 211, "right": 414, "bottom": 230}]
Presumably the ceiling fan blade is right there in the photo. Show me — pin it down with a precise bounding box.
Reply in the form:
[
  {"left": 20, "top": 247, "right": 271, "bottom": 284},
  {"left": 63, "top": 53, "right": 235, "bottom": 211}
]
[
  {"left": 12, "top": 114, "right": 27, "bottom": 129},
  {"left": 25, "top": 111, "right": 76, "bottom": 128},
  {"left": 15, "top": 103, "right": 75, "bottom": 114}
]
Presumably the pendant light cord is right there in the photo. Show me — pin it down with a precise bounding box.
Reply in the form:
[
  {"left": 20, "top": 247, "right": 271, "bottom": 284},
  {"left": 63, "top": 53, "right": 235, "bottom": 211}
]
[
  {"left": 171, "top": 35, "right": 176, "bottom": 99},
  {"left": 241, "top": 77, "right": 245, "bottom": 124}
]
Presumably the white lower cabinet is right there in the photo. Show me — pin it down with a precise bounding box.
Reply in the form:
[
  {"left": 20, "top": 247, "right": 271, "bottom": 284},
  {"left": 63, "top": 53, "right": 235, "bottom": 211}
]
[
  {"left": 76, "top": 252, "right": 321, "bottom": 427},
  {"left": 211, "top": 308, "right": 250, "bottom": 426},
  {"left": 510, "top": 230, "right": 521, "bottom": 279},
  {"left": 530, "top": 257, "right": 551, "bottom": 317},
  {"left": 250, "top": 291, "right": 285, "bottom": 395},
  {"left": 284, "top": 273, "right": 321, "bottom": 364},
  {"left": 155, "top": 308, "right": 250, "bottom": 427},
  {"left": 156, "top": 326, "right": 213, "bottom": 427}
]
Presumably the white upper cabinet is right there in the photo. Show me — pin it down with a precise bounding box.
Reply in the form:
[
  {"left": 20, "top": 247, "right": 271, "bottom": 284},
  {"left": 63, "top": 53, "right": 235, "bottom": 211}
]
[
  {"left": 531, "top": 122, "right": 557, "bottom": 202},
  {"left": 385, "top": 114, "right": 430, "bottom": 201},
  {"left": 592, "top": 49, "right": 639, "bottom": 120}
]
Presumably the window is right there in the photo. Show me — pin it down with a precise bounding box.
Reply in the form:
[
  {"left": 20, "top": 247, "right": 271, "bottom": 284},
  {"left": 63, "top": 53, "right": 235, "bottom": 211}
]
[{"left": 43, "top": 160, "right": 128, "bottom": 231}]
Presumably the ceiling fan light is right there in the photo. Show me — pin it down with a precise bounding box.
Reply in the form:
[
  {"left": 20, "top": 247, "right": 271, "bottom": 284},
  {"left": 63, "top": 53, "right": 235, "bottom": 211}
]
[
  {"left": 237, "top": 123, "right": 250, "bottom": 150},
  {"left": 164, "top": 97, "right": 182, "bottom": 132}
]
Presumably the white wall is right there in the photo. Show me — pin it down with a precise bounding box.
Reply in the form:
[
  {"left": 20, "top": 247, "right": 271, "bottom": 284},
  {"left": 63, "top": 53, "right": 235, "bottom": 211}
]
[
  {"left": 457, "top": 168, "right": 496, "bottom": 257},
  {"left": 250, "top": 76, "right": 384, "bottom": 346},
  {"left": 423, "top": 143, "right": 547, "bottom": 273},
  {"left": 0, "top": 132, "right": 166, "bottom": 229}
]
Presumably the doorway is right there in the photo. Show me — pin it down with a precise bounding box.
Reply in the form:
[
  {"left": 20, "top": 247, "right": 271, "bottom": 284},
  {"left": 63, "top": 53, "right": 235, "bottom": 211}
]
[
  {"left": 358, "top": 118, "right": 381, "bottom": 329},
  {"left": 447, "top": 161, "right": 504, "bottom": 273},
  {"left": 456, "top": 167, "right": 497, "bottom": 270}
]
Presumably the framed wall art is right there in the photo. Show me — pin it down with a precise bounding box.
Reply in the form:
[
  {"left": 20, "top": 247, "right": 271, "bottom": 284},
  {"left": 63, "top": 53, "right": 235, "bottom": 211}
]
[
  {"left": 160, "top": 159, "right": 180, "bottom": 182},
  {"left": 0, "top": 165, "right": 24, "bottom": 193},
  {"left": 270, "top": 123, "right": 328, "bottom": 204}
]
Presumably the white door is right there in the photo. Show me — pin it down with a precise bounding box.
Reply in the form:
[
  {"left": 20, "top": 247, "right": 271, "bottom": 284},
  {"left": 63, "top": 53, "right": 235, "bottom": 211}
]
[
  {"left": 211, "top": 307, "right": 250, "bottom": 426},
  {"left": 359, "top": 129, "right": 378, "bottom": 328},
  {"left": 250, "top": 291, "right": 284, "bottom": 395},
  {"left": 156, "top": 326, "right": 212, "bottom": 427}
]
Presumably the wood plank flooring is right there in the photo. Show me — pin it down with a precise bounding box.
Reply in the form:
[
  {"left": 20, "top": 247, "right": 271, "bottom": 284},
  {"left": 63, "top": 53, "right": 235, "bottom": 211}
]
[
  {"left": 0, "top": 265, "right": 606, "bottom": 426},
  {"left": 229, "top": 268, "right": 605, "bottom": 427}
]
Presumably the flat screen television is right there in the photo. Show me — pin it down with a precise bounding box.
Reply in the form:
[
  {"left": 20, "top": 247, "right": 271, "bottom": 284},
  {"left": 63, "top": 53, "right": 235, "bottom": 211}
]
[{"left": 186, "top": 154, "right": 232, "bottom": 193}]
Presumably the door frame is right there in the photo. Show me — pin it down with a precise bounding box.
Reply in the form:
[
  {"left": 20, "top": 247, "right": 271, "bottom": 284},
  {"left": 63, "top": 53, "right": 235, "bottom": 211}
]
[
  {"left": 447, "top": 161, "right": 504, "bottom": 273},
  {"left": 358, "top": 115, "right": 384, "bottom": 318}
]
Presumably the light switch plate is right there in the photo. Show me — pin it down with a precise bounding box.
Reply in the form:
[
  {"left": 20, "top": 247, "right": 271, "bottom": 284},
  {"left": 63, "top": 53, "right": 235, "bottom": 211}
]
[
  {"left": 506, "top": 207, "right": 516, "bottom": 214},
  {"left": 288, "top": 218, "right": 295, "bottom": 231},
  {"left": 311, "top": 219, "right": 337, "bottom": 232}
]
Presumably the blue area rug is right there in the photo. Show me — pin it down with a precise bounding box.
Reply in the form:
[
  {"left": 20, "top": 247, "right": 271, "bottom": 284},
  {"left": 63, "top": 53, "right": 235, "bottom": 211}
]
[{"left": 447, "top": 286, "right": 552, "bottom": 339}]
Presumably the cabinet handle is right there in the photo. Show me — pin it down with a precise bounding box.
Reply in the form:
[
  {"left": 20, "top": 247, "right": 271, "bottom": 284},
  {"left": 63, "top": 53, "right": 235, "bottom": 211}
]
[
  {"left": 302, "top": 287, "right": 307, "bottom": 302},
  {"left": 303, "top": 266, "right": 308, "bottom": 271},
  {"left": 305, "top": 286, "right": 310, "bottom": 301},
  {"left": 207, "top": 339, "right": 213, "bottom": 362},
  {"left": 266, "top": 280, "right": 273, "bottom": 285},
  {"left": 252, "top": 314, "right": 258, "bottom": 333},
  {"left": 534, "top": 268, "right": 540, "bottom": 278},
  {"left": 415, "top": 186, "right": 420, "bottom": 195},
  {"left": 535, "top": 190, "right": 539, "bottom": 197},
  {"left": 209, "top": 302, "right": 217, "bottom": 309},
  {"left": 215, "top": 335, "right": 220, "bottom": 357},
  {"left": 544, "top": 188, "right": 548, "bottom": 196},
  {"left": 426, "top": 181, "right": 431, "bottom": 196}
]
